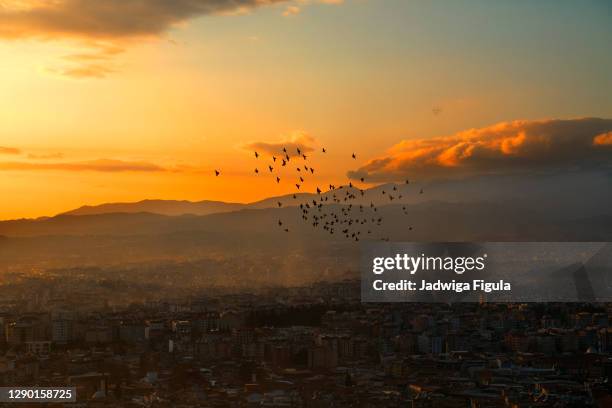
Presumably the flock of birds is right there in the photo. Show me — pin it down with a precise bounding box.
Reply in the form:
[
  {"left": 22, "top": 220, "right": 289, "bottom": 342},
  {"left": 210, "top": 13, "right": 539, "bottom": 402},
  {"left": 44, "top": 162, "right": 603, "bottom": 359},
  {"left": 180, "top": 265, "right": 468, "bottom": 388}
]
[{"left": 214, "top": 147, "right": 423, "bottom": 242}]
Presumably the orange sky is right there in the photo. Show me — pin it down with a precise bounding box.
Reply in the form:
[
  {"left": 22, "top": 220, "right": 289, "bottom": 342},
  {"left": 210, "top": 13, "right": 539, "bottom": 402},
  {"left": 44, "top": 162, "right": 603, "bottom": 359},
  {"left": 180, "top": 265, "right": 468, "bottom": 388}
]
[{"left": 1, "top": 1, "right": 611, "bottom": 219}]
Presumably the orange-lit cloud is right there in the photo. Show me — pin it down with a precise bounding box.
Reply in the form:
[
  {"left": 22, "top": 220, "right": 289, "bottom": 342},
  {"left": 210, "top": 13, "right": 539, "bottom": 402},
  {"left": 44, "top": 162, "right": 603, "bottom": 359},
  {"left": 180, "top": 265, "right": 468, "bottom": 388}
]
[
  {"left": 348, "top": 118, "right": 612, "bottom": 181},
  {"left": 0, "top": 146, "right": 21, "bottom": 154},
  {"left": 594, "top": 131, "right": 612, "bottom": 146},
  {"left": 0, "top": 158, "right": 167, "bottom": 172},
  {"left": 243, "top": 131, "right": 318, "bottom": 157}
]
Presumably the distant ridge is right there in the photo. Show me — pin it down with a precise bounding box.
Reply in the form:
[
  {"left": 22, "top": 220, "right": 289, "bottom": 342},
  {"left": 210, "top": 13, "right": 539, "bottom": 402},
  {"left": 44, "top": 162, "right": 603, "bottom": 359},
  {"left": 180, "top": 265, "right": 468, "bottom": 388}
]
[
  {"left": 58, "top": 183, "right": 417, "bottom": 217},
  {"left": 61, "top": 199, "right": 247, "bottom": 217}
]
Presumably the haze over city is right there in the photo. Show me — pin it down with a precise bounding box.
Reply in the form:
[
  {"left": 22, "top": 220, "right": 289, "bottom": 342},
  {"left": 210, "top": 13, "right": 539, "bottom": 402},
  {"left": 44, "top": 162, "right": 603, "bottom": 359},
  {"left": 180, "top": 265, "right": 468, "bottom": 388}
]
[{"left": 1, "top": 0, "right": 611, "bottom": 220}]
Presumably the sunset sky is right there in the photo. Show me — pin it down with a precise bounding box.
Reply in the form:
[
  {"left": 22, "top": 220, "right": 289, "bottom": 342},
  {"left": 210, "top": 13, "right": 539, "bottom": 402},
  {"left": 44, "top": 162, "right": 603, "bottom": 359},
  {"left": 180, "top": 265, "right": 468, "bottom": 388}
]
[{"left": 1, "top": 0, "right": 612, "bottom": 219}]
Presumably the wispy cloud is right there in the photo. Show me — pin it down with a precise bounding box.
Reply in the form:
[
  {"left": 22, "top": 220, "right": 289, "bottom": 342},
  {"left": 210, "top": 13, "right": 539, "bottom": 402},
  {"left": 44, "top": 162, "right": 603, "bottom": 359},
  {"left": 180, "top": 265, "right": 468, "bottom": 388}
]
[
  {"left": 46, "top": 61, "right": 117, "bottom": 78},
  {"left": 348, "top": 118, "right": 612, "bottom": 182},
  {"left": 27, "top": 152, "right": 64, "bottom": 159},
  {"left": 243, "top": 131, "right": 318, "bottom": 157},
  {"left": 0, "top": 146, "right": 21, "bottom": 155},
  {"left": 0, "top": 158, "right": 167, "bottom": 172}
]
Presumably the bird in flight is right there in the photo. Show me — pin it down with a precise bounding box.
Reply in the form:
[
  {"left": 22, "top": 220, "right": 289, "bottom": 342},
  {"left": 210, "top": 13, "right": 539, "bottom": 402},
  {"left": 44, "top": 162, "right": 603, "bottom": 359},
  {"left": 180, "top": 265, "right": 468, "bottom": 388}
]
[
  {"left": 276, "top": 177, "right": 281, "bottom": 183},
  {"left": 255, "top": 168, "right": 259, "bottom": 174},
  {"left": 215, "top": 170, "right": 220, "bottom": 176},
  {"left": 322, "top": 148, "right": 326, "bottom": 153},
  {"left": 268, "top": 165, "right": 273, "bottom": 172},
  {"left": 255, "top": 152, "right": 259, "bottom": 158},
  {"left": 352, "top": 153, "right": 356, "bottom": 159}
]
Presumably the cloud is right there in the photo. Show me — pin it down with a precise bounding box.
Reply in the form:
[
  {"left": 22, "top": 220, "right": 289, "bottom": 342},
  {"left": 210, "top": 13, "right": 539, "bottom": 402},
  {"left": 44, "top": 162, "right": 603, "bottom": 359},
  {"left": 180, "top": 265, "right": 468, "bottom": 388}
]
[
  {"left": 0, "top": 0, "right": 287, "bottom": 40},
  {"left": 348, "top": 118, "right": 612, "bottom": 182},
  {"left": 243, "top": 131, "right": 318, "bottom": 157},
  {"left": 0, "top": 0, "right": 345, "bottom": 78},
  {"left": 0, "top": 0, "right": 287, "bottom": 79},
  {"left": 282, "top": 5, "right": 300, "bottom": 16},
  {"left": 46, "top": 62, "right": 117, "bottom": 78},
  {"left": 27, "top": 152, "right": 64, "bottom": 159},
  {"left": 0, "top": 158, "right": 167, "bottom": 172},
  {"left": 0, "top": 146, "right": 21, "bottom": 155}
]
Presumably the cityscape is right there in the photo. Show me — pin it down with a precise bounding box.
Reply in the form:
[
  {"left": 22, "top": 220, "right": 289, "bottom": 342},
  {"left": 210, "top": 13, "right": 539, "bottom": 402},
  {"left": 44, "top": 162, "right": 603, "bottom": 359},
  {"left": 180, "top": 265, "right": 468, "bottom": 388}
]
[
  {"left": 2, "top": 0, "right": 612, "bottom": 406},
  {"left": 1, "top": 267, "right": 612, "bottom": 407}
]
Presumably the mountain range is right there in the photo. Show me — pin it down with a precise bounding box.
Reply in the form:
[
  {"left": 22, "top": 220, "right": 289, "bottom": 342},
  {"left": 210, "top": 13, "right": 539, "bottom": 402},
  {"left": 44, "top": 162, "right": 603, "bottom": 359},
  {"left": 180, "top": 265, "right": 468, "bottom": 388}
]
[{"left": 1, "top": 174, "right": 611, "bottom": 286}]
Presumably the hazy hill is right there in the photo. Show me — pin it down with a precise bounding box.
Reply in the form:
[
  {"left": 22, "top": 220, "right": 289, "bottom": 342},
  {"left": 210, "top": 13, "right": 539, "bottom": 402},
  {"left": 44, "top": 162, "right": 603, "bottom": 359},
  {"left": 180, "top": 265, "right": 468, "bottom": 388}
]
[{"left": 61, "top": 199, "right": 247, "bottom": 216}]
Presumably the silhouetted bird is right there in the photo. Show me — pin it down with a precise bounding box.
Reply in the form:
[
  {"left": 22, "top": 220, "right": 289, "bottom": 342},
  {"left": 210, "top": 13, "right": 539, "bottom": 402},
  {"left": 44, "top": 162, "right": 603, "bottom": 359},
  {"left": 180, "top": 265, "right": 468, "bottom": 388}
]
[
  {"left": 255, "top": 152, "right": 259, "bottom": 158},
  {"left": 215, "top": 170, "right": 220, "bottom": 176},
  {"left": 297, "top": 147, "right": 301, "bottom": 155},
  {"left": 296, "top": 184, "right": 301, "bottom": 189},
  {"left": 278, "top": 220, "right": 283, "bottom": 226},
  {"left": 276, "top": 177, "right": 280, "bottom": 183},
  {"left": 254, "top": 168, "right": 259, "bottom": 174},
  {"left": 277, "top": 202, "right": 282, "bottom": 207},
  {"left": 322, "top": 148, "right": 326, "bottom": 153},
  {"left": 316, "top": 187, "right": 321, "bottom": 194},
  {"left": 360, "top": 177, "right": 364, "bottom": 182},
  {"left": 303, "top": 154, "right": 307, "bottom": 160},
  {"left": 272, "top": 156, "right": 277, "bottom": 162},
  {"left": 268, "top": 165, "right": 273, "bottom": 172},
  {"left": 352, "top": 153, "right": 356, "bottom": 159},
  {"left": 283, "top": 147, "right": 287, "bottom": 153},
  {"left": 420, "top": 188, "right": 424, "bottom": 194}
]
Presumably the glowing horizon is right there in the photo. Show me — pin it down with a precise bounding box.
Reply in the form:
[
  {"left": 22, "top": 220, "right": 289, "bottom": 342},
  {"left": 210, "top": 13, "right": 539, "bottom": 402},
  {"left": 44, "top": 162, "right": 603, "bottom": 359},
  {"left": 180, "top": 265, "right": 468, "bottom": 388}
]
[{"left": 1, "top": 0, "right": 612, "bottom": 219}]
